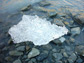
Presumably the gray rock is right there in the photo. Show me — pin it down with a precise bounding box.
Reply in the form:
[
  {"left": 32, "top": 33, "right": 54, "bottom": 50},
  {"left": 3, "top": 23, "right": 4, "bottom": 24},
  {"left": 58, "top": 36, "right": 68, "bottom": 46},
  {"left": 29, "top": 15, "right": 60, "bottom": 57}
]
[
  {"left": 9, "top": 50, "right": 23, "bottom": 56},
  {"left": 42, "top": 44, "right": 52, "bottom": 50},
  {"left": 76, "top": 57, "right": 83, "bottom": 63},
  {"left": 28, "top": 48, "right": 40, "bottom": 58},
  {"left": 28, "top": 58, "right": 36, "bottom": 63},
  {"left": 74, "top": 13, "right": 84, "bottom": 25},
  {"left": 68, "top": 59, "right": 74, "bottom": 63},
  {"left": 52, "top": 49, "right": 57, "bottom": 52},
  {"left": 52, "top": 53, "right": 63, "bottom": 61},
  {"left": 21, "top": 5, "right": 31, "bottom": 11},
  {"left": 13, "top": 59, "right": 21, "bottom": 63},
  {"left": 16, "top": 46, "right": 25, "bottom": 51},
  {"left": 63, "top": 52, "right": 68, "bottom": 58},
  {"left": 71, "top": 27, "right": 80, "bottom": 36},
  {"left": 69, "top": 53, "right": 77, "bottom": 62},
  {"left": 36, "top": 51, "right": 48, "bottom": 61},
  {"left": 53, "top": 19, "right": 64, "bottom": 26},
  {"left": 5, "top": 56, "right": 13, "bottom": 61},
  {"left": 39, "top": 1, "right": 50, "bottom": 6},
  {"left": 59, "top": 37, "right": 66, "bottom": 43},
  {"left": 75, "top": 45, "right": 84, "bottom": 56},
  {"left": 48, "top": 11, "right": 57, "bottom": 17},
  {"left": 0, "top": 42, "right": 5, "bottom": 49}
]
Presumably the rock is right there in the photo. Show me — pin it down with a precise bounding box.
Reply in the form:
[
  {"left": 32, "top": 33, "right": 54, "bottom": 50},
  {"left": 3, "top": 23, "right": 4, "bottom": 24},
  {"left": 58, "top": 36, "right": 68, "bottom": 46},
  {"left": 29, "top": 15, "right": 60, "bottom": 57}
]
[
  {"left": 74, "top": 13, "right": 84, "bottom": 25},
  {"left": 28, "top": 48, "right": 40, "bottom": 58},
  {"left": 52, "top": 49, "right": 57, "bottom": 52},
  {"left": 9, "top": 50, "right": 23, "bottom": 56},
  {"left": 5, "top": 56, "right": 13, "bottom": 61},
  {"left": 48, "top": 10, "right": 57, "bottom": 17},
  {"left": 68, "top": 59, "right": 74, "bottom": 63},
  {"left": 76, "top": 57, "right": 83, "bottom": 63},
  {"left": 59, "top": 37, "right": 66, "bottom": 43},
  {"left": 21, "top": 5, "right": 31, "bottom": 11},
  {"left": 52, "top": 53, "right": 63, "bottom": 61},
  {"left": 75, "top": 45, "right": 84, "bottom": 56},
  {"left": 28, "top": 58, "right": 36, "bottom": 63},
  {"left": 8, "top": 39, "right": 13, "bottom": 44},
  {"left": 26, "top": 46, "right": 30, "bottom": 51},
  {"left": 53, "top": 19, "right": 64, "bottom": 26},
  {"left": 69, "top": 53, "right": 77, "bottom": 62},
  {"left": 69, "top": 37, "right": 75, "bottom": 43},
  {"left": 39, "top": 1, "right": 50, "bottom": 6},
  {"left": 63, "top": 52, "right": 68, "bottom": 58},
  {"left": 71, "top": 27, "right": 80, "bottom": 36},
  {"left": 13, "top": 59, "right": 22, "bottom": 63},
  {"left": 42, "top": 44, "right": 52, "bottom": 50},
  {"left": 0, "top": 42, "right": 5, "bottom": 49},
  {"left": 16, "top": 46, "right": 25, "bottom": 51},
  {"left": 36, "top": 51, "right": 48, "bottom": 61}
]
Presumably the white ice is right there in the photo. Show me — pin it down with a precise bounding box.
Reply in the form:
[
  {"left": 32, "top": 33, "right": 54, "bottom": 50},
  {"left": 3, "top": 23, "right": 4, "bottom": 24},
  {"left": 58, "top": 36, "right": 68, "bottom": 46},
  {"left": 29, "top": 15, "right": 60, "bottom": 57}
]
[{"left": 8, "top": 15, "right": 68, "bottom": 45}]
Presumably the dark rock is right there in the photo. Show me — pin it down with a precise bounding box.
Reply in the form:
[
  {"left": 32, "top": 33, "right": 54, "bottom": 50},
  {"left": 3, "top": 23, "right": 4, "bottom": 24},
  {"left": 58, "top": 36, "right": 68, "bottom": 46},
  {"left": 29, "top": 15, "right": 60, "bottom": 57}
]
[
  {"left": 52, "top": 53, "right": 63, "bottom": 61},
  {"left": 68, "top": 59, "right": 74, "bottom": 63},
  {"left": 26, "top": 46, "right": 30, "bottom": 51},
  {"left": 28, "top": 48, "right": 40, "bottom": 58},
  {"left": 76, "top": 56, "right": 83, "bottom": 63},
  {"left": 48, "top": 11, "right": 57, "bottom": 17},
  {"left": 5, "top": 56, "right": 13, "bottom": 61},
  {"left": 13, "top": 59, "right": 22, "bottom": 63},
  {"left": 74, "top": 13, "right": 84, "bottom": 25},
  {"left": 9, "top": 50, "right": 23, "bottom": 56},
  {"left": 0, "top": 42, "right": 5, "bottom": 49},
  {"left": 42, "top": 44, "right": 52, "bottom": 50},
  {"left": 36, "top": 51, "right": 48, "bottom": 61},
  {"left": 75, "top": 45, "right": 84, "bottom": 56},
  {"left": 16, "top": 46, "right": 25, "bottom": 51},
  {"left": 8, "top": 39, "right": 13, "bottom": 45},
  {"left": 71, "top": 27, "right": 80, "bottom": 36}
]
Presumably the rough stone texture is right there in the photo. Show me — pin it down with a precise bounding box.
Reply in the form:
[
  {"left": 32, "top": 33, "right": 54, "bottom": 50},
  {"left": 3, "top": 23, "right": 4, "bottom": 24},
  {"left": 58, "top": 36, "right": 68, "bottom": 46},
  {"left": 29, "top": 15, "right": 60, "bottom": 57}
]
[
  {"left": 28, "top": 48, "right": 40, "bottom": 58},
  {"left": 13, "top": 59, "right": 22, "bottom": 63},
  {"left": 8, "top": 15, "right": 68, "bottom": 45},
  {"left": 16, "top": 46, "right": 25, "bottom": 51}
]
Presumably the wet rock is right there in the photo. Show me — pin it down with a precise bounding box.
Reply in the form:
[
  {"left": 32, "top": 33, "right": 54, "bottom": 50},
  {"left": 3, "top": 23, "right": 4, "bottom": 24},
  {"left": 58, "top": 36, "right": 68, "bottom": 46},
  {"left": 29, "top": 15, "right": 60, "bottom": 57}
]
[
  {"left": 9, "top": 50, "right": 23, "bottom": 56},
  {"left": 74, "top": 13, "right": 84, "bottom": 25},
  {"left": 0, "top": 42, "right": 5, "bottom": 49},
  {"left": 21, "top": 5, "right": 31, "bottom": 11},
  {"left": 75, "top": 45, "right": 84, "bottom": 56},
  {"left": 36, "top": 51, "right": 48, "bottom": 61},
  {"left": 53, "top": 19, "right": 64, "bottom": 26},
  {"left": 26, "top": 46, "right": 30, "bottom": 51},
  {"left": 13, "top": 59, "right": 22, "bottom": 63},
  {"left": 28, "top": 58, "right": 36, "bottom": 63},
  {"left": 16, "top": 46, "right": 25, "bottom": 51},
  {"left": 71, "top": 27, "right": 80, "bottom": 36},
  {"left": 39, "top": 1, "right": 50, "bottom": 6},
  {"left": 59, "top": 37, "right": 66, "bottom": 43},
  {"left": 5, "top": 56, "right": 13, "bottom": 61},
  {"left": 52, "top": 53, "right": 63, "bottom": 61},
  {"left": 48, "top": 10, "right": 57, "bottom": 17},
  {"left": 28, "top": 48, "right": 40, "bottom": 58},
  {"left": 69, "top": 53, "right": 77, "bottom": 62},
  {"left": 63, "top": 52, "right": 68, "bottom": 58}
]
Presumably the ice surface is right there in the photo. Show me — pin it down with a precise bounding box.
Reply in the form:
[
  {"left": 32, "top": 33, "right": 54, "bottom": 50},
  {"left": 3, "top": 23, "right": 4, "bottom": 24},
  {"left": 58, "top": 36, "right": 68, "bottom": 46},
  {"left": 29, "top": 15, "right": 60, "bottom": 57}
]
[{"left": 8, "top": 15, "right": 68, "bottom": 45}]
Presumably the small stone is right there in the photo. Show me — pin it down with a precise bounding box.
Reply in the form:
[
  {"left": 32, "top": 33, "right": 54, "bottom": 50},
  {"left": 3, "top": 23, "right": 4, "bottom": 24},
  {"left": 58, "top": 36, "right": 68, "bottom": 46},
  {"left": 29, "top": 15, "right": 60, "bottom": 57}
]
[
  {"left": 9, "top": 50, "right": 23, "bottom": 56},
  {"left": 28, "top": 58, "right": 36, "bottom": 63},
  {"left": 48, "top": 11, "right": 57, "bottom": 17},
  {"left": 53, "top": 19, "right": 64, "bottom": 26},
  {"left": 75, "top": 45, "right": 84, "bottom": 56},
  {"left": 42, "top": 44, "right": 52, "bottom": 50},
  {"left": 16, "top": 46, "right": 25, "bottom": 51},
  {"left": 21, "top": 5, "right": 31, "bottom": 11},
  {"left": 69, "top": 53, "right": 77, "bottom": 62},
  {"left": 39, "top": 1, "right": 50, "bottom": 6},
  {"left": 68, "top": 59, "right": 74, "bottom": 63},
  {"left": 63, "top": 52, "right": 68, "bottom": 58},
  {"left": 8, "top": 39, "right": 13, "bottom": 44},
  {"left": 52, "top": 49, "right": 57, "bottom": 52},
  {"left": 28, "top": 48, "right": 40, "bottom": 58},
  {"left": 76, "top": 57, "right": 83, "bottom": 63},
  {"left": 59, "top": 37, "right": 66, "bottom": 43},
  {"left": 71, "top": 27, "right": 80, "bottom": 36},
  {"left": 52, "top": 53, "right": 63, "bottom": 61},
  {"left": 5, "top": 56, "right": 13, "bottom": 61},
  {"left": 36, "top": 51, "right": 48, "bottom": 61},
  {"left": 53, "top": 39, "right": 62, "bottom": 44},
  {"left": 13, "top": 59, "right": 21, "bottom": 63},
  {"left": 69, "top": 37, "right": 75, "bottom": 43},
  {"left": 74, "top": 13, "right": 84, "bottom": 25},
  {"left": 26, "top": 46, "right": 30, "bottom": 51}
]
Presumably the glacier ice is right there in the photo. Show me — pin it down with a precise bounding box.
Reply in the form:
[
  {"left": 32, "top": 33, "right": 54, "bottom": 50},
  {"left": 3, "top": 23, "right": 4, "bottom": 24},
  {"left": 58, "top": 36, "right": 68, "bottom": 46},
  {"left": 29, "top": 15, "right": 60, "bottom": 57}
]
[{"left": 8, "top": 15, "right": 68, "bottom": 45}]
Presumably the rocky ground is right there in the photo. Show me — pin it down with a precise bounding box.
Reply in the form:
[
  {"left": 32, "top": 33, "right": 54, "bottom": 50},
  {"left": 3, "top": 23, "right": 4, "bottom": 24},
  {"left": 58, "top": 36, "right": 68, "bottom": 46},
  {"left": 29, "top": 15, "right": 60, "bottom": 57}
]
[{"left": 0, "top": 0, "right": 84, "bottom": 63}]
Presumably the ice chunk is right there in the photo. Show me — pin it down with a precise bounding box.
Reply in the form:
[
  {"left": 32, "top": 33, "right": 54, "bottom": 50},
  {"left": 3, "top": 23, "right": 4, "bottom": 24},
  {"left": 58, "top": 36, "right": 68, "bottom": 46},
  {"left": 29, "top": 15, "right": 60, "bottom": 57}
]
[{"left": 8, "top": 15, "right": 68, "bottom": 45}]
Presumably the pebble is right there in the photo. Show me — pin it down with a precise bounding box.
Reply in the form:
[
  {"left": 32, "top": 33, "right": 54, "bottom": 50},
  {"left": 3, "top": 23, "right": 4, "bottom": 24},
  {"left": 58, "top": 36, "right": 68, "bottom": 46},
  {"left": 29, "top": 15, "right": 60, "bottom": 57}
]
[
  {"left": 16, "top": 46, "right": 25, "bottom": 51},
  {"left": 28, "top": 48, "right": 40, "bottom": 58},
  {"left": 9, "top": 50, "right": 23, "bottom": 56},
  {"left": 71, "top": 27, "right": 80, "bottom": 36},
  {"left": 63, "top": 52, "right": 68, "bottom": 58},
  {"left": 13, "top": 59, "right": 22, "bottom": 63}
]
